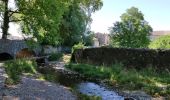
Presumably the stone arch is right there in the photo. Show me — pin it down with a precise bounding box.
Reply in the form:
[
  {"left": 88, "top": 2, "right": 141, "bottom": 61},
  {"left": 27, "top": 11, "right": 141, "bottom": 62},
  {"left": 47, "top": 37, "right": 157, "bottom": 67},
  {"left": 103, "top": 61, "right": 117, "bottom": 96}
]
[
  {"left": 0, "top": 53, "right": 13, "bottom": 61},
  {"left": 16, "top": 48, "right": 36, "bottom": 59}
]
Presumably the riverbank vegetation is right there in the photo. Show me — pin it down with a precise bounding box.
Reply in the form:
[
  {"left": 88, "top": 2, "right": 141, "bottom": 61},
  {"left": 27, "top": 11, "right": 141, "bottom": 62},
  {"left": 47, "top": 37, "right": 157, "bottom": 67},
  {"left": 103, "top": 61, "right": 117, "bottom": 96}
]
[
  {"left": 66, "top": 63, "right": 170, "bottom": 97},
  {"left": 3, "top": 58, "right": 102, "bottom": 100},
  {"left": 4, "top": 59, "right": 37, "bottom": 84}
]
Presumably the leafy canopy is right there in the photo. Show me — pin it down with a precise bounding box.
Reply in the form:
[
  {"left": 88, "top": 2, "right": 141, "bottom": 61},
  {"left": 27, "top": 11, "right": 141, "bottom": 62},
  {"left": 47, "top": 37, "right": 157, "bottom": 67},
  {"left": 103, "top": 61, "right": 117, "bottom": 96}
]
[
  {"left": 110, "top": 7, "right": 152, "bottom": 48},
  {"left": 59, "top": 0, "right": 103, "bottom": 46},
  {"left": 0, "top": 0, "right": 70, "bottom": 45},
  {"left": 17, "top": 0, "right": 70, "bottom": 46},
  {"left": 0, "top": 0, "right": 102, "bottom": 46}
]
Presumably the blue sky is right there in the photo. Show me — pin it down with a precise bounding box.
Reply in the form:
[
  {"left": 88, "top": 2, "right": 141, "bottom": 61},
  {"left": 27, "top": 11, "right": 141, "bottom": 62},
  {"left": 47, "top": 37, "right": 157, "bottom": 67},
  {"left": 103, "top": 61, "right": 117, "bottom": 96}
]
[{"left": 91, "top": 0, "right": 170, "bottom": 33}]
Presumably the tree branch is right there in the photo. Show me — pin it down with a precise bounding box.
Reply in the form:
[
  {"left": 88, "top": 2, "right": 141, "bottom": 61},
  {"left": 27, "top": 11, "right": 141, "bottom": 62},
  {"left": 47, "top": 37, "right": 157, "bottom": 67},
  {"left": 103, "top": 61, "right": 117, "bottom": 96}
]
[
  {"left": 8, "top": 10, "right": 20, "bottom": 17},
  {"left": 0, "top": 13, "right": 3, "bottom": 19},
  {"left": 9, "top": 19, "right": 22, "bottom": 22}
]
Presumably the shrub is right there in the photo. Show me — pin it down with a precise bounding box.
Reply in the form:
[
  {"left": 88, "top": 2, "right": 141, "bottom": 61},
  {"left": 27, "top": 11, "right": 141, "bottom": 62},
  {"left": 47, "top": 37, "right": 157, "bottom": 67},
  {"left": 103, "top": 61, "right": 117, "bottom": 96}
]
[
  {"left": 48, "top": 53, "right": 63, "bottom": 61},
  {"left": 72, "top": 42, "right": 85, "bottom": 53},
  {"left": 4, "top": 59, "right": 37, "bottom": 84},
  {"left": 149, "top": 35, "right": 170, "bottom": 49}
]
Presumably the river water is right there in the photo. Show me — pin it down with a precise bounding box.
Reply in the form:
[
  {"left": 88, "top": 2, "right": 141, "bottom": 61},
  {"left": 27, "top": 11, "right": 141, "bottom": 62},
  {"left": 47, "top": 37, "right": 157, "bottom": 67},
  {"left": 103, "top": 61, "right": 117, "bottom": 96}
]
[
  {"left": 77, "top": 82, "right": 124, "bottom": 100},
  {"left": 38, "top": 63, "right": 124, "bottom": 100}
]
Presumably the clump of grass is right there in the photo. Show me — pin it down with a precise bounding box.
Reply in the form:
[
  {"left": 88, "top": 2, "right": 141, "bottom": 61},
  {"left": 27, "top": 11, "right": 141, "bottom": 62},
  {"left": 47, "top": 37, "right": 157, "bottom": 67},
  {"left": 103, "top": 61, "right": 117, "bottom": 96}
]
[
  {"left": 48, "top": 53, "right": 63, "bottom": 61},
  {"left": 4, "top": 59, "right": 37, "bottom": 85},
  {"left": 65, "top": 64, "right": 112, "bottom": 80},
  {"left": 66, "top": 63, "right": 170, "bottom": 97}
]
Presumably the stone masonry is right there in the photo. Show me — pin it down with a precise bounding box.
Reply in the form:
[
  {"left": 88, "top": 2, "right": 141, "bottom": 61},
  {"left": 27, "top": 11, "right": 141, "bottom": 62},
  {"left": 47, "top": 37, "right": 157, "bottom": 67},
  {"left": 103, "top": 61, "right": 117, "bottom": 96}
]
[{"left": 0, "top": 39, "right": 40, "bottom": 58}]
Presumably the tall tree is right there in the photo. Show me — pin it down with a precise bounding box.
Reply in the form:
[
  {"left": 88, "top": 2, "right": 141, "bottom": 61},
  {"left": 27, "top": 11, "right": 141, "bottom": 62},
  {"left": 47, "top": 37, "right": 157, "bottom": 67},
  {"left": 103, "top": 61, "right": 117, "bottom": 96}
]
[
  {"left": 18, "top": 0, "right": 70, "bottom": 46},
  {"left": 110, "top": 7, "right": 152, "bottom": 48},
  {"left": 0, "top": 0, "right": 102, "bottom": 47},
  {"left": 0, "top": 0, "right": 69, "bottom": 44},
  {"left": 0, "top": 0, "right": 18, "bottom": 39},
  {"left": 58, "top": 0, "right": 103, "bottom": 46}
]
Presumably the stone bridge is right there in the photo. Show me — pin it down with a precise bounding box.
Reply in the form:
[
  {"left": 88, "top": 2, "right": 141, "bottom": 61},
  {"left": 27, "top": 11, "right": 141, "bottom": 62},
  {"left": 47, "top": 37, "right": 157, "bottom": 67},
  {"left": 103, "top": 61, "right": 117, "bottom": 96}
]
[{"left": 0, "top": 39, "right": 40, "bottom": 60}]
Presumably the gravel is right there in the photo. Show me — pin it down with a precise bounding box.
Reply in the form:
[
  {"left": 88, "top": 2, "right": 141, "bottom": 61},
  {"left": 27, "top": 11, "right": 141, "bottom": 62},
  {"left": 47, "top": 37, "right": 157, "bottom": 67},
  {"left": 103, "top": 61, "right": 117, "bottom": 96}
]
[
  {"left": 2, "top": 77, "right": 77, "bottom": 100},
  {"left": 0, "top": 62, "right": 77, "bottom": 100}
]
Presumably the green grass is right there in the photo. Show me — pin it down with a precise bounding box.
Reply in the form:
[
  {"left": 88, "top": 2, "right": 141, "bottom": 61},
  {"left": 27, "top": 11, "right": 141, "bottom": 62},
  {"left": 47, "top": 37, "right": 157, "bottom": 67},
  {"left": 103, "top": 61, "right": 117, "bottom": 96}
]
[
  {"left": 4, "top": 59, "right": 37, "bottom": 84},
  {"left": 65, "top": 63, "right": 170, "bottom": 97}
]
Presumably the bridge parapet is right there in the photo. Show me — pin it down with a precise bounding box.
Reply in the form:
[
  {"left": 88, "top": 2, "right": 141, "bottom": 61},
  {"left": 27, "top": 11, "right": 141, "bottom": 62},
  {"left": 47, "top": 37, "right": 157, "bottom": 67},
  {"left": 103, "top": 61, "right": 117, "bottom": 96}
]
[{"left": 0, "top": 39, "right": 39, "bottom": 58}]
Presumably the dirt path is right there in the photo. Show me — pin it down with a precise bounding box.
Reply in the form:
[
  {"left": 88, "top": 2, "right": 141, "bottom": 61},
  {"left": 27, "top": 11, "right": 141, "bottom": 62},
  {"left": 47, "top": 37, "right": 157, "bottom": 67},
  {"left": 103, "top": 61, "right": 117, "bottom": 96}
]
[
  {"left": 0, "top": 63, "right": 77, "bottom": 100},
  {"left": 0, "top": 63, "right": 7, "bottom": 99}
]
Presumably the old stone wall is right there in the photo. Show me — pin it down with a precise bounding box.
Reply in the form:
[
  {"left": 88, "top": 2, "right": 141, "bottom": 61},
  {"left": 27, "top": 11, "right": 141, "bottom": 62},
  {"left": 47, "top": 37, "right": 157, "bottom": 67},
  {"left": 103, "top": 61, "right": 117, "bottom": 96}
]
[
  {"left": 0, "top": 39, "right": 40, "bottom": 58},
  {"left": 71, "top": 47, "right": 170, "bottom": 69}
]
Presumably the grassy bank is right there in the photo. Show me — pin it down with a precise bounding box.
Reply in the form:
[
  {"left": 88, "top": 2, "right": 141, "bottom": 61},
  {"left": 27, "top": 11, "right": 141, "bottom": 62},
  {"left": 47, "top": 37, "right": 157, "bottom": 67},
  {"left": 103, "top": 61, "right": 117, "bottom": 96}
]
[
  {"left": 65, "top": 63, "right": 170, "bottom": 97},
  {"left": 4, "top": 59, "right": 37, "bottom": 84}
]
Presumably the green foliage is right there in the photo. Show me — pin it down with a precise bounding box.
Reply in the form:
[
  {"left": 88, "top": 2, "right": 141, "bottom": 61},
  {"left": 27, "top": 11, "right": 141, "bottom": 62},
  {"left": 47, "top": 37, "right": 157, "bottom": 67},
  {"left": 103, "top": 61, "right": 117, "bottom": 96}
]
[
  {"left": 0, "top": 0, "right": 70, "bottom": 43},
  {"left": 4, "top": 59, "right": 37, "bottom": 84},
  {"left": 149, "top": 35, "right": 170, "bottom": 49},
  {"left": 25, "top": 38, "right": 40, "bottom": 50},
  {"left": 110, "top": 7, "right": 152, "bottom": 48},
  {"left": 18, "top": 0, "right": 70, "bottom": 46},
  {"left": 83, "top": 32, "right": 95, "bottom": 46},
  {"left": 59, "top": 1, "right": 87, "bottom": 46},
  {"left": 59, "top": 0, "right": 103, "bottom": 46},
  {"left": 48, "top": 53, "right": 63, "bottom": 61},
  {"left": 66, "top": 63, "right": 170, "bottom": 96},
  {"left": 1, "top": 0, "right": 102, "bottom": 46},
  {"left": 72, "top": 42, "right": 85, "bottom": 53}
]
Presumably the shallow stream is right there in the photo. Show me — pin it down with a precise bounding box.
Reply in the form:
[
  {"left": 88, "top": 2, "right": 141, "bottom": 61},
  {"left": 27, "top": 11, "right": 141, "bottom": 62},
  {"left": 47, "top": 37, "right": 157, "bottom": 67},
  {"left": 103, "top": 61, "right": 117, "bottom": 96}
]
[
  {"left": 77, "top": 82, "right": 124, "bottom": 100},
  {"left": 38, "top": 64, "right": 124, "bottom": 100}
]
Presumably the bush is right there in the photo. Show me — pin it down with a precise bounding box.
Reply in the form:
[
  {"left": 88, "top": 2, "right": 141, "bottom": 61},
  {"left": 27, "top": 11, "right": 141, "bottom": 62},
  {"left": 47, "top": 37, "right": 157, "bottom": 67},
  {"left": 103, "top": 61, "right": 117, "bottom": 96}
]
[
  {"left": 4, "top": 59, "right": 37, "bottom": 84},
  {"left": 72, "top": 42, "right": 85, "bottom": 53},
  {"left": 48, "top": 53, "right": 63, "bottom": 61},
  {"left": 149, "top": 35, "right": 170, "bottom": 49}
]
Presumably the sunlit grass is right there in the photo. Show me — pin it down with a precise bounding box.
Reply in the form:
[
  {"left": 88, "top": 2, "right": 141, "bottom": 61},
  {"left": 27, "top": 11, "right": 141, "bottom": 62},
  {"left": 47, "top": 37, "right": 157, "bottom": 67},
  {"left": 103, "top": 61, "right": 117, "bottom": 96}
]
[
  {"left": 66, "top": 63, "right": 170, "bottom": 97},
  {"left": 4, "top": 59, "right": 37, "bottom": 85}
]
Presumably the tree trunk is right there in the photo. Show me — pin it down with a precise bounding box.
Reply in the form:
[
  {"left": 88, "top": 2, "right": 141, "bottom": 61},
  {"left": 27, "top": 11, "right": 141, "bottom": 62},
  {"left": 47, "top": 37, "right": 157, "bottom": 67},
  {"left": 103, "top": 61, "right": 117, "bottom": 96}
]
[{"left": 2, "top": 0, "right": 9, "bottom": 39}]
